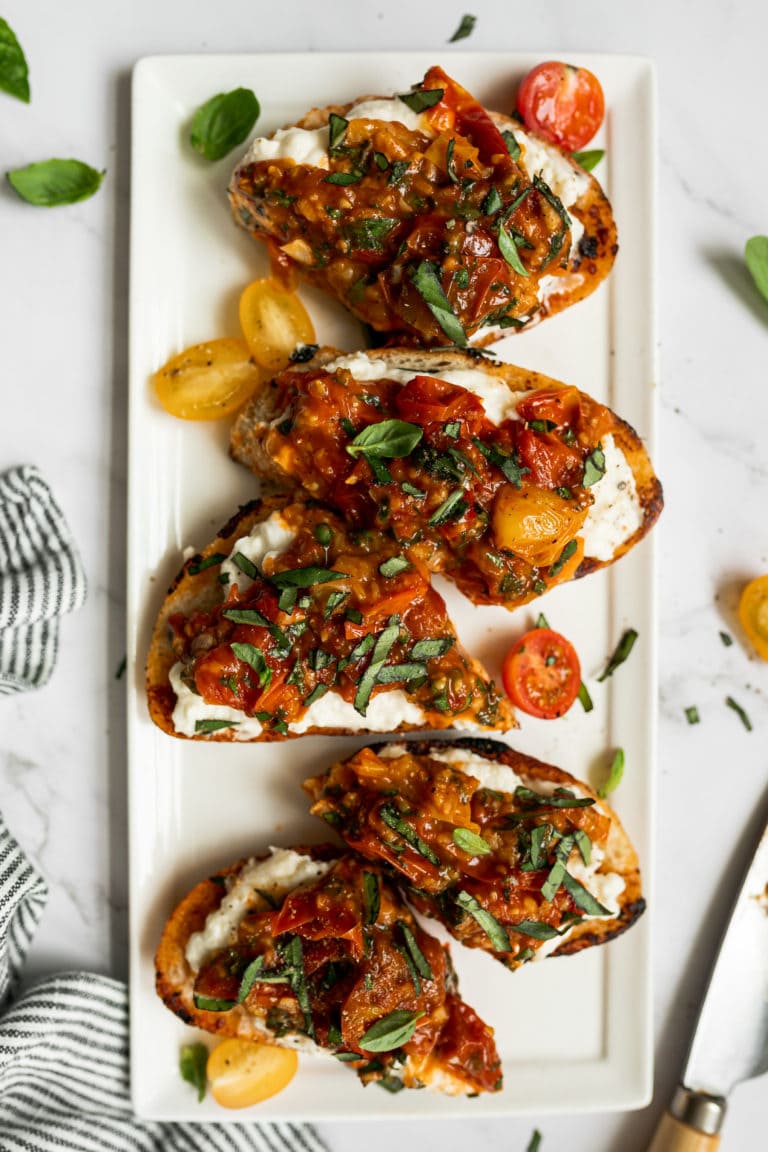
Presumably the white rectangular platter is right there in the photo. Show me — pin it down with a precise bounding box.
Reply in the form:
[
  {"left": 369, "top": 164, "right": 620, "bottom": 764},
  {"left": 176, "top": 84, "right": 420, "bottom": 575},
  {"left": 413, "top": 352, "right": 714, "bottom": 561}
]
[{"left": 128, "top": 52, "right": 657, "bottom": 1121}]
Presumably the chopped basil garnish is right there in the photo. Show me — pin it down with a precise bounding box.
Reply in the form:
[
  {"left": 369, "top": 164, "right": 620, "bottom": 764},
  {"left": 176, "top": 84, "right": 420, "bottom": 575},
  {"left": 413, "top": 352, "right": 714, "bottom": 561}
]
[
  {"left": 720, "top": 630, "right": 733, "bottom": 647},
  {"left": 578, "top": 681, "right": 594, "bottom": 713},
  {"left": 582, "top": 444, "right": 606, "bottom": 487},
  {"left": 303, "top": 684, "right": 329, "bottom": 707},
  {"left": 399, "top": 921, "right": 433, "bottom": 979},
  {"left": 548, "top": 539, "right": 578, "bottom": 577},
  {"left": 380, "top": 803, "right": 440, "bottom": 865},
  {"left": 726, "top": 695, "right": 753, "bottom": 732},
  {"left": 574, "top": 829, "right": 592, "bottom": 865},
  {"left": 231, "top": 642, "right": 272, "bottom": 688},
  {"left": 193, "top": 994, "right": 236, "bottom": 1012},
  {"left": 314, "top": 523, "right": 333, "bottom": 547},
  {"left": 223, "top": 608, "right": 290, "bottom": 652},
  {"left": 363, "top": 872, "right": 380, "bottom": 925},
  {"left": 379, "top": 556, "right": 411, "bottom": 578},
  {"left": 179, "top": 1043, "right": 208, "bottom": 1101},
  {"left": 271, "top": 566, "right": 348, "bottom": 588},
  {"left": 402, "top": 481, "right": 426, "bottom": 498},
  {"left": 397, "top": 87, "right": 443, "bottom": 113},
  {"left": 232, "top": 551, "right": 258, "bottom": 579},
  {"left": 472, "top": 437, "right": 528, "bottom": 487},
  {"left": 278, "top": 586, "right": 297, "bottom": 613},
  {"left": 194, "top": 719, "right": 238, "bottom": 734},
  {"left": 324, "top": 590, "right": 348, "bottom": 619},
  {"left": 514, "top": 786, "right": 595, "bottom": 811},
  {"left": 373, "top": 150, "right": 389, "bottom": 171},
  {"left": 429, "top": 488, "right": 467, "bottom": 526},
  {"left": 482, "top": 187, "right": 502, "bottom": 216},
  {"left": 388, "top": 159, "right": 410, "bottom": 185},
  {"left": 346, "top": 607, "right": 364, "bottom": 625},
  {"left": 349, "top": 634, "right": 375, "bottom": 661},
  {"left": 411, "top": 636, "right": 454, "bottom": 661},
  {"left": 324, "top": 170, "right": 363, "bottom": 185},
  {"left": 453, "top": 827, "right": 492, "bottom": 856},
  {"left": 347, "top": 419, "right": 423, "bottom": 459},
  {"left": 597, "top": 629, "right": 638, "bottom": 681},
  {"left": 562, "top": 871, "right": 610, "bottom": 916},
  {"left": 344, "top": 217, "right": 400, "bottom": 251},
  {"left": 359, "top": 1009, "right": 425, "bottom": 1052},
  {"left": 533, "top": 173, "right": 571, "bottom": 230},
  {"left": 572, "top": 148, "right": 604, "bottom": 172},
  {"left": 449, "top": 13, "right": 476, "bottom": 41},
  {"left": 497, "top": 222, "right": 528, "bottom": 277},
  {"left": 364, "top": 452, "right": 393, "bottom": 485},
  {"left": 289, "top": 342, "right": 319, "bottom": 363},
  {"left": 525, "top": 1129, "right": 542, "bottom": 1152},
  {"left": 446, "top": 137, "right": 459, "bottom": 184},
  {"left": 597, "top": 748, "right": 625, "bottom": 798},
  {"left": 444, "top": 420, "right": 461, "bottom": 439},
  {"left": 529, "top": 824, "right": 548, "bottom": 869},
  {"left": 685, "top": 705, "right": 700, "bottom": 725},
  {"left": 411, "top": 260, "right": 467, "bottom": 347},
  {"left": 502, "top": 130, "right": 521, "bottom": 161},
  {"left": 376, "top": 662, "right": 427, "bottom": 684},
  {"left": 509, "top": 919, "right": 559, "bottom": 941},
  {"left": 189, "top": 552, "right": 226, "bottom": 574},
  {"left": 328, "top": 113, "right": 348, "bottom": 151},
  {"left": 354, "top": 621, "right": 400, "bottom": 714},
  {"left": 745, "top": 236, "right": 768, "bottom": 304},
  {"left": 455, "top": 890, "right": 510, "bottom": 952},
  {"left": 190, "top": 88, "right": 260, "bottom": 162}
]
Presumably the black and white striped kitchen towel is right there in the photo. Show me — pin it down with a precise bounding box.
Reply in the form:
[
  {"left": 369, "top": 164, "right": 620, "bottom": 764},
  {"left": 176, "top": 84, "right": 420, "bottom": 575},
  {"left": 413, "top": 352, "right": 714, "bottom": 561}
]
[
  {"left": 0, "top": 464, "right": 87, "bottom": 694},
  {"left": 0, "top": 810, "right": 330, "bottom": 1152}
]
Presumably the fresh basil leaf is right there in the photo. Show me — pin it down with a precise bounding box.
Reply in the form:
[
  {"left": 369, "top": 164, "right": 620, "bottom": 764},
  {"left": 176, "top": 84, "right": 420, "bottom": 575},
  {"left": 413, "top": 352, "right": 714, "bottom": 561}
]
[
  {"left": 344, "top": 217, "right": 400, "bottom": 251},
  {"left": 455, "top": 890, "right": 510, "bottom": 951},
  {"left": 685, "top": 705, "right": 700, "bottom": 725},
  {"left": 363, "top": 872, "right": 380, "bottom": 925},
  {"left": 509, "top": 919, "right": 559, "bottom": 941},
  {"left": 324, "top": 170, "right": 363, "bottom": 186},
  {"left": 597, "top": 629, "right": 638, "bottom": 681},
  {"left": 397, "top": 87, "right": 443, "bottom": 113},
  {"left": 232, "top": 551, "right": 259, "bottom": 579},
  {"left": 0, "top": 18, "right": 29, "bottom": 102},
  {"left": 223, "top": 607, "right": 269, "bottom": 627},
  {"left": 429, "top": 488, "right": 467, "bottom": 526},
  {"left": 482, "top": 187, "right": 503, "bottom": 216},
  {"left": 376, "top": 662, "right": 427, "bottom": 684},
  {"left": 582, "top": 443, "right": 606, "bottom": 487},
  {"left": 411, "top": 260, "right": 467, "bottom": 347},
  {"left": 497, "top": 223, "right": 528, "bottom": 277},
  {"left": 399, "top": 921, "right": 433, "bottom": 979},
  {"left": 359, "top": 1009, "right": 425, "bottom": 1052},
  {"left": 540, "top": 858, "right": 566, "bottom": 902},
  {"left": 379, "top": 556, "right": 411, "bottom": 578},
  {"left": 188, "top": 552, "right": 226, "bottom": 574},
  {"left": 745, "top": 236, "right": 768, "bottom": 304},
  {"left": 572, "top": 148, "right": 605, "bottom": 172},
  {"left": 562, "top": 871, "right": 610, "bottom": 916},
  {"left": 190, "top": 88, "right": 260, "bottom": 162},
  {"left": 231, "top": 642, "right": 272, "bottom": 688},
  {"left": 7, "top": 159, "right": 104, "bottom": 207},
  {"left": 453, "top": 827, "right": 492, "bottom": 856},
  {"left": 194, "top": 719, "right": 238, "bottom": 734},
  {"left": 278, "top": 586, "right": 297, "bottom": 613},
  {"left": 328, "top": 112, "right": 348, "bottom": 151},
  {"left": 380, "top": 803, "right": 440, "bottom": 865},
  {"left": 548, "top": 538, "right": 577, "bottom": 577},
  {"left": 502, "top": 130, "right": 521, "bottom": 161},
  {"left": 193, "top": 994, "right": 237, "bottom": 1012},
  {"left": 449, "top": 13, "right": 476, "bottom": 41},
  {"left": 179, "top": 1043, "right": 208, "bottom": 1101},
  {"left": 347, "top": 419, "right": 423, "bottom": 459},
  {"left": 597, "top": 747, "right": 625, "bottom": 798},
  {"left": 271, "top": 566, "right": 348, "bottom": 588},
  {"left": 354, "top": 622, "right": 401, "bottom": 715},
  {"left": 726, "top": 695, "right": 753, "bottom": 732},
  {"left": 410, "top": 636, "right": 454, "bottom": 661}
]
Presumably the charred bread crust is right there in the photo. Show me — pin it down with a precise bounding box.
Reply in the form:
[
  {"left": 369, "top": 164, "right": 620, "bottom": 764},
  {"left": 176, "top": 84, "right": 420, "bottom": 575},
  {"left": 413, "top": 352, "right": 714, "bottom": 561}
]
[
  {"left": 146, "top": 492, "right": 516, "bottom": 740},
  {"left": 229, "top": 98, "right": 617, "bottom": 344},
  {"left": 229, "top": 346, "right": 662, "bottom": 584},
  {"left": 155, "top": 845, "right": 338, "bottom": 1039},
  {"left": 352, "top": 736, "right": 645, "bottom": 956}
]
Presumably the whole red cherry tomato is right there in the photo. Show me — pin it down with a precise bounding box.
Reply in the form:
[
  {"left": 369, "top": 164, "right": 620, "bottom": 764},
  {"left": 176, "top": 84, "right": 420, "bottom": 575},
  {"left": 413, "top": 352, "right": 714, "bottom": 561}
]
[
  {"left": 516, "top": 61, "right": 605, "bottom": 152},
  {"left": 501, "top": 627, "right": 581, "bottom": 719}
]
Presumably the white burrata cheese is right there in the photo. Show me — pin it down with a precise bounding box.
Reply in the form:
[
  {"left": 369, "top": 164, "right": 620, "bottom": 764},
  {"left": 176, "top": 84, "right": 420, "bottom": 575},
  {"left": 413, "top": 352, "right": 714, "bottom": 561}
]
[
  {"left": 289, "top": 687, "right": 424, "bottom": 734},
  {"left": 579, "top": 434, "right": 643, "bottom": 561},
  {"left": 219, "top": 510, "right": 297, "bottom": 592},
  {"left": 185, "top": 848, "right": 332, "bottom": 973},
  {"left": 169, "top": 663, "right": 264, "bottom": 738},
  {"left": 515, "top": 127, "right": 590, "bottom": 220},
  {"left": 323, "top": 351, "right": 530, "bottom": 425},
  {"left": 237, "top": 96, "right": 430, "bottom": 172}
]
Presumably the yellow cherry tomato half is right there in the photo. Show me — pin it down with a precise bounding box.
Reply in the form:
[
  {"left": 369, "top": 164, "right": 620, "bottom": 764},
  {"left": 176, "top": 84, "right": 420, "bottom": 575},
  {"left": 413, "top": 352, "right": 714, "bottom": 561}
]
[
  {"left": 239, "top": 277, "right": 315, "bottom": 375},
  {"left": 207, "top": 1039, "right": 298, "bottom": 1109},
  {"left": 152, "top": 338, "right": 261, "bottom": 420},
  {"left": 738, "top": 575, "right": 768, "bottom": 661}
]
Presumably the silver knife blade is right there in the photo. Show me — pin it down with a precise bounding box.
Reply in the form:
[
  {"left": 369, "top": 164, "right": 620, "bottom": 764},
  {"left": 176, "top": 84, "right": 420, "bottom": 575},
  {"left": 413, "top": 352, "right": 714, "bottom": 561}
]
[{"left": 682, "top": 813, "right": 768, "bottom": 1097}]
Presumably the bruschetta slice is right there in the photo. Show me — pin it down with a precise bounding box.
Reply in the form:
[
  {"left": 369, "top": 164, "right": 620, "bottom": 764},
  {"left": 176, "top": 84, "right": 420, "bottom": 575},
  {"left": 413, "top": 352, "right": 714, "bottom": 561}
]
[
  {"left": 146, "top": 497, "right": 515, "bottom": 740},
  {"left": 304, "top": 739, "right": 645, "bottom": 970},
  {"left": 229, "top": 348, "right": 662, "bottom": 610},
  {"left": 155, "top": 845, "right": 502, "bottom": 1095},
  {"left": 229, "top": 66, "right": 616, "bottom": 347}
]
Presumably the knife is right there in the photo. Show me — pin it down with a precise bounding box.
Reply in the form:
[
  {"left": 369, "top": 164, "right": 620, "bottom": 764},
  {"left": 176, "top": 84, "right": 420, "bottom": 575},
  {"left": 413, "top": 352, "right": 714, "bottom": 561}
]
[{"left": 647, "top": 813, "right": 768, "bottom": 1151}]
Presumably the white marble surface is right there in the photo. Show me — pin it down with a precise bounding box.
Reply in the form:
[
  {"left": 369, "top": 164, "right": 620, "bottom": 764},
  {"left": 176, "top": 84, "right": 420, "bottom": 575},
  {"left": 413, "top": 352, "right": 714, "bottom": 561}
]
[{"left": 1, "top": 0, "right": 767, "bottom": 1148}]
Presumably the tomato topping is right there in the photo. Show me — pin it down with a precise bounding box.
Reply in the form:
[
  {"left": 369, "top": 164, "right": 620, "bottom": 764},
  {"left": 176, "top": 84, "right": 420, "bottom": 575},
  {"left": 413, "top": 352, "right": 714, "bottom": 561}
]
[
  {"left": 516, "top": 385, "right": 582, "bottom": 429},
  {"left": 394, "top": 374, "right": 485, "bottom": 433},
  {"left": 516, "top": 61, "right": 605, "bottom": 151},
  {"left": 501, "top": 627, "right": 581, "bottom": 718},
  {"left": 739, "top": 575, "right": 768, "bottom": 661},
  {"left": 516, "top": 426, "right": 583, "bottom": 488}
]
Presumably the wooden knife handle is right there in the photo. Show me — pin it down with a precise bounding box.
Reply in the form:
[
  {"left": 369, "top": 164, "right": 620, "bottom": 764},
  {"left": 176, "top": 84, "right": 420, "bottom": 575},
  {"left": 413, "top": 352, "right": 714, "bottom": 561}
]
[
  {"left": 647, "top": 1111, "right": 721, "bottom": 1152},
  {"left": 646, "top": 1088, "right": 726, "bottom": 1152}
]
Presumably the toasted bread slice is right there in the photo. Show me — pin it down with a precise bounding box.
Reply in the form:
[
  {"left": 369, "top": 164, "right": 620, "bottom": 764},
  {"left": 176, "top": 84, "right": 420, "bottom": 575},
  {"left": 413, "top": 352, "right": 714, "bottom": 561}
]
[
  {"left": 229, "top": 347, "right": 662, "bottom": 609},
  {"left": 304, "top": 738, "right": 644, "bottom": 969},
  {"left": 155, "top": 845, "right": 502, "bottom": 1095},
  {"left": 229, "top": 65, "right": 616, "bottom": 347},
  {"left": 146, "top": 496, "right": 515, "bottom": 740}
]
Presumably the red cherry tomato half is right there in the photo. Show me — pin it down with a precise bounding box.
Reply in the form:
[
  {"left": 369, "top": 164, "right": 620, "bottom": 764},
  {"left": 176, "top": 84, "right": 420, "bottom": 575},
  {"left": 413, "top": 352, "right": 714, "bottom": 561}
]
[
  {"left": 516, "top": 61, "right": 605, "bottom": 152},
  {"left": 501, "top": 627, "right": 581, "bottom": 719}
]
